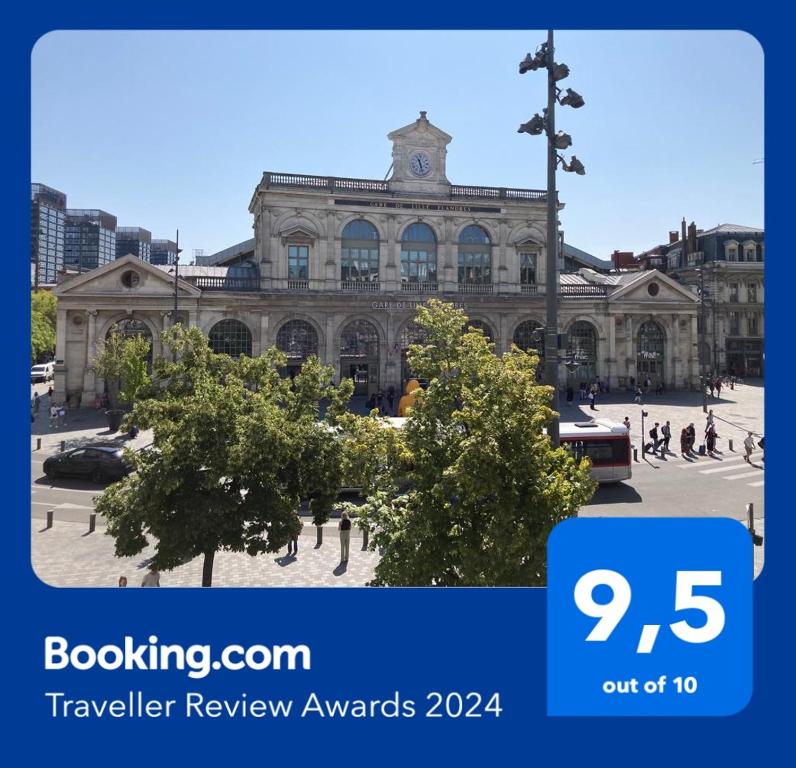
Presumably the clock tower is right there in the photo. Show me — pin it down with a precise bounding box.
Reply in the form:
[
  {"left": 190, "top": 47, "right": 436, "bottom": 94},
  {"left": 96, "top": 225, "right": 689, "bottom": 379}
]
[{"left": 387, "top": 111, "right": 452, "bottom": 196}]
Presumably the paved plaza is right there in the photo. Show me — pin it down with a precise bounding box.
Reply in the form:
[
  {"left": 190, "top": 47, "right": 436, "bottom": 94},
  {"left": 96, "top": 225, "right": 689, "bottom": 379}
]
[{"left": 30, "top": 380, "right": 765, "bottom": 586}]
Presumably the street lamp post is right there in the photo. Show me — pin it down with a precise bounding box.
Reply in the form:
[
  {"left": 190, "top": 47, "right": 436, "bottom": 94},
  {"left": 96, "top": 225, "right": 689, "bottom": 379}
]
[
  {"left": 698, "top": 258, "right": 708, "bottom": 413},
  {"left": 518, "top": 30, "right": 586, "bottom": 446}
]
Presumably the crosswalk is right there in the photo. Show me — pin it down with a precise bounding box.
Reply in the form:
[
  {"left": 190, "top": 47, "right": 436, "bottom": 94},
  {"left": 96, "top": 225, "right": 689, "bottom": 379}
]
[{"left": 643, "top": 450, "right": 765, "bottom": 488}]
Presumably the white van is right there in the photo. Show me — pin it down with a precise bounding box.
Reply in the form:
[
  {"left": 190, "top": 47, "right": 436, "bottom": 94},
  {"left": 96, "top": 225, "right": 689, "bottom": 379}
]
[{"left": 31, "top": 362, "right": 55, "bottom": 383}]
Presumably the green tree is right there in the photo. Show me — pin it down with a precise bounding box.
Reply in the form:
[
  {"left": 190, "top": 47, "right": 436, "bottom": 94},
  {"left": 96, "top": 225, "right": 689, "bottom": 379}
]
[
  {"left": 95, "top": 324, "right": 354, "bottom": 587},
  {"left": 91, "top": 331, "right": 152, "bottom": 408},
  {"left": 355, "top": 299, "right": 596, "bottom": 587},
  {"left": 31, "top": 290, "right": 57, "bottom": 362}
]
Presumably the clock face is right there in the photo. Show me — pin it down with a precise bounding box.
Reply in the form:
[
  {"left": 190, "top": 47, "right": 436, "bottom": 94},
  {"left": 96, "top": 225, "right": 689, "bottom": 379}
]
[{"left": 409, "top": 152, "right": 432, "bottom": 177}]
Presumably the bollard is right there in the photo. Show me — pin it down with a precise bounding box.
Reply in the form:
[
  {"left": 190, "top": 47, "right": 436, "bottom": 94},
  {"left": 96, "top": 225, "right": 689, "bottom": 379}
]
[
  {"left": 88, "top": 513, "right": 96, "bottom": 534},
  {"left": 316, "top": 525, "right": 323, "bottom": 547},
  {"left": 362, "top": 527, "right": 369, "bottom": 550},
  {"left": 46, "top": 510, "right": 54, "bottom": 529},
  {"left": 746, "top": 502, "right": 763, "bottom": 547},
  {"left": 728, "top": 438, "right": 734, "bottom": 452},
  {"left": 36, "top": 437, "right": 42, "bottom": 451},
  {"left": 60, "top": 440, "right": 66, "bottom": 452},
  {"left": 633, "top": 447, "right": 639, "bottom": 463}
]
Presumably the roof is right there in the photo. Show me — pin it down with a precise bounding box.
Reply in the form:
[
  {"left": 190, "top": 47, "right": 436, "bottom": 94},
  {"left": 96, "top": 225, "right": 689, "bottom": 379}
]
[
  {"left": 563, "top": 243, "right": 612, "bottom": 271},
  {"left": 559, "top": 419, "right": 629, "bottom": 437},
  {"left": 197, "top": 238, "right": 256, "bottom": 266},
  {"left": 154, "top": 265, "right": 229, "bottom": 278},
  {"left": 697, "top": 223, "right": 763, "bottom": 237}
]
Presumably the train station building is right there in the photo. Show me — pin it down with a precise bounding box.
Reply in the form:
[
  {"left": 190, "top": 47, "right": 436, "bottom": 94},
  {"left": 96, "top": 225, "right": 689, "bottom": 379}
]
[{"left": 53, "top": 112, "right": 700, "bottom": 404}]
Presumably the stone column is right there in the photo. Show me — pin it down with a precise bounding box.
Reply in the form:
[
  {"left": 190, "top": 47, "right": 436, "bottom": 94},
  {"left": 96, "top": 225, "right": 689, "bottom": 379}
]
[
  {"left": 259, "top": 313, "right": 269, "bottom": 356},
  {"left": 672, "top": 313, "right": 681, "bottom": 388},
  {"left": 441, "top": 217, "right": 456, "bottom": 293},
  {"left": 625, "top": 314, "right": 635, "bottom": 384},
  {"left": 53, "top": 307, "right": 69, "bottom": 402},
  {"left": 607, "top": 313, "right": 616, "bottom": 389},
  {"left": 384, "top": 215, "right": 400, "bottom": 293}
]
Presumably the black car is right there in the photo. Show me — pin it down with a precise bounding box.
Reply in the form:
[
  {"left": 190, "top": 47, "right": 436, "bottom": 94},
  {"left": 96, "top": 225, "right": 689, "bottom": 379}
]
[{"left": 43, "top": 445, "right": 133, "bottom": 484}]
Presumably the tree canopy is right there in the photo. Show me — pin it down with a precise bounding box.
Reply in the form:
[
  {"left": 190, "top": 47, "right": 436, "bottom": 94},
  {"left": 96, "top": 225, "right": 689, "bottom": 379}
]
[
  {"left": 91, "top": 331, "right": 152, "bottom": 408},
  {"left": 95, "top": 324, "right": 353, "bottom": 586},
  {"left": 31, "top": 290, "right": 56, "bottom": 362},
  {"left": 354, "top": 299, "right": 596, "bottom": 587}
]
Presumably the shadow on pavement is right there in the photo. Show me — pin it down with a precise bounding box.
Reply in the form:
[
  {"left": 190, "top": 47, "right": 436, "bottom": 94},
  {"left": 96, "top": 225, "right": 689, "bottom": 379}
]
[{"left": 587, "top": 483, "right": 643, "bottom": 506}]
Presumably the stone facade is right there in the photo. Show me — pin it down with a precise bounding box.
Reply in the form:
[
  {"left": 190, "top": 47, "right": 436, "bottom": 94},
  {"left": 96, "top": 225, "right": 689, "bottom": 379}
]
[{"left": 52, "top": 114, "right": 701, "bottom": 404}]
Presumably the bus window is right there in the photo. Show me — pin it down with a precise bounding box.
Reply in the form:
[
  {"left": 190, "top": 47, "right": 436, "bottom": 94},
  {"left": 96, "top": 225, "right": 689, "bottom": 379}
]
[{"left": 562, "top": 438, "right": 629, "bottom": 467}]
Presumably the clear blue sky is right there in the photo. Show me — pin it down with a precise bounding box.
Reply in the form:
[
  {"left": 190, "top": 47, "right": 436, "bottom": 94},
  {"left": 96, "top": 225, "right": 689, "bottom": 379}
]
[{"left": 31, "top": 30, "right": 763, "bottom": 262}]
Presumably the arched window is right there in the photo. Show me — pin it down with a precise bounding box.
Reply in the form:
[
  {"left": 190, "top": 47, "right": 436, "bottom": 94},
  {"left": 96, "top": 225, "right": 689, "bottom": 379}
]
[
  {"left": 513, "top": 319, "right": 545, "bottom": 357},
  {"left": 208, "top": 319, "right": 252, "bottom": 357},
  {"left": 399, "top": 321, "right": 428, "bottom": 385},
  {"left": 340, "top": 319, "right": 380, "bottom": 395},
  {"left": 466, "top": 319, "right": 494, "bottom": 341},
  {"left": 276, "top": 319, "right": 318, "bottom": 360},
  {"left": 458, "top": 225, "right": 492, "bottom": 284},
  {"left": 401, "top": 223, "right": 437, "bottom": 285},
  {"left": 108, "top": 319, "right": 153, "bottom": 365},
  {"left": 637, "top": 320, "right": 665, "bottom": 383},
  {"left": 567, "top": 321, "right": 598, "bottom": 384},
  {"left": 341, "top": 220, "right": 379, "bottom": 283}
]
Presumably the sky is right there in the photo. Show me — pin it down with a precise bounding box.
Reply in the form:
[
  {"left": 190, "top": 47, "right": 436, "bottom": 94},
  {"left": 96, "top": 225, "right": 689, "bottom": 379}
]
[{"left": 31, "top": 30, "right": 763, "bottom": 262}]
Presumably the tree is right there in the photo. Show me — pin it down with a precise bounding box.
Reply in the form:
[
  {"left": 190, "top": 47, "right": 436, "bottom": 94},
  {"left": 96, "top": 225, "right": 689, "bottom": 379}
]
[
  {"left": 354, "top": 299, "right": 596, "bottom": 587},
  {"left": 31, "top": 290, "right": 57, "bottom": 362},
  {"left": 95, "top": 324, "right": 354, "bottom": 587},
  {"left": 91, "top": 331, "right": 152, "bottom": 408}
]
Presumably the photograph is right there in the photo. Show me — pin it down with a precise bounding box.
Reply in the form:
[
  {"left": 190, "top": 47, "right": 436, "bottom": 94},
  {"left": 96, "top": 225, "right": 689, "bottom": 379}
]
[{"left": 29, "top": 30, "right": 764, "bottom": 587}]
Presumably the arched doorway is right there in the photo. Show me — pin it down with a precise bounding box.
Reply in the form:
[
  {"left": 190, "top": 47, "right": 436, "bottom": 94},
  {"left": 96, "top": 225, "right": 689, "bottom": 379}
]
[
  {"left": 513, "top": 319, "right": 545, "bottom": 380},
  {"left": 399, "top": 321, "right": 427, "bottom": 387},
  {"left": 466, "top": 318, "right": 495, "bottom": 342},
  {"left": 107, "top": 318, "right": 154, "bottom": 366},
  {"left": 566, "top": 321, "right": 598, "bottom": 385},
  {"left": 276, "top": 319, "right": 319, "bottom": 382},
  {"left": 208, "top": 319, "right": 252, "bottom": 357},
  {"left": 340, "top": 319, "right": 380, "bottom": 395},
  {"left": 637, "top": 320, "right": 665, "bottom": 385}
]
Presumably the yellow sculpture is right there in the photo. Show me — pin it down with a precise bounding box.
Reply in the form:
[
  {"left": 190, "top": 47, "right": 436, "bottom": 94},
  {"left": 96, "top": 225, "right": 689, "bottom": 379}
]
[{"left": 397, "top": 379, "right": 421, "bottom": 416}]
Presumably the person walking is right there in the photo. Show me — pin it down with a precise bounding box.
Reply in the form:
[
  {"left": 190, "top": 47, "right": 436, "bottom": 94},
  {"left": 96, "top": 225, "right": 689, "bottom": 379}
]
[
  {"left": 49, "top": 403, "right": 59, "bottom": 429},
  {"left": 634, "top": 386, "right": 643, "bottom": 405},
  {"left": 141, "top": 563, "right": 161, "bottom": 587},
  {"left": 715, "top": 378, "right": 723, "bottom": 399},
  {"left": 623, "top": 416, "right": 631, "bottom": 434},
  {"left": 743, "top": 432, "right": 756, "bottom": 463},
  {"left": 705, "top": 424, "right": 717, "bottom": 456},
  {"left": 649, "top": 422, "right": 660, "bottom": 455},
  {"left": 661, "top": 420, "right": 672, "bottom": 454},
  {"left": 33, "top": 392, "right": 41, "bottom": 416},
  {"left": 588, "top": 389, "right": 596, "bottom": 411},
  {"left": 287, "top": 516, "right": 301, "bottom": 557},
  {"left": 118, "top": 576, "right": 128, "bottom": 588},
  {"left": 757, "top": 435, "right": 765, "bottom": 463},
  {"left": 339, "top": 511, "right": 352, "bottom": 563},
  {"left": 680, "top": 427, "right": 691, "bottom": 457},
  {"left": 706, "top": 409, "right": 715, "bottom": 429}
]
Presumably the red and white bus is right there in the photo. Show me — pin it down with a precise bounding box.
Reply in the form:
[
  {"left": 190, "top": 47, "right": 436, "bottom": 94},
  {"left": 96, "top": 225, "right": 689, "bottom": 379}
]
[{"left": 559, "top": 419, "right": 632, "bottom": 484}]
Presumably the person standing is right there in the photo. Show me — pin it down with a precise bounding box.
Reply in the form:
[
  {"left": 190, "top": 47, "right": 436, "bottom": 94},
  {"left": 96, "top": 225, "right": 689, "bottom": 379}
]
[
  {"left": 49, "top": 403, "right": 59, "bottom": 429},
  {"left": 705, "top": 424, "right": 718, "bottom": 456},
  {"left": 623, "top": 415, "right": 631, "bottom": 434},
  {"left": 33, "top": 392, "right": 41, "bottom": 416},
  {"left": 588, "top": 389, "right": 596, "bottom": 411},
  {"left": 118, "top": 576, "right": 128, "bottom": 587},
  {"left": 680, "top": 427, "right": 691, "bottom": 457},
  {"left": 715, "top": 378, "right": 722, "bottom": 399},
  {"left": 706, "top": 409, "right": 715, "bottom": 429},
  {"left": 649, "top": 422, "right": 660, "bottom": 455},
  {"left": 661, "top": 421, "right": 671, "bottom": 454},
  {"left": 287, "top": 516, "right": 301, "bottom": 557},
  {"left": 743, "top": 432, "right": 756, "bottom": 463},
  {"left": 687, "top": 423, "right": 696, "bottom": 454},
  {"left": 339, "top": 511, "right": 352, "bottom": 563},
  {"left": 141, "top": 563, "right": 161, "bottom": 587},
  {"left": 634, "top": 386, "right": 643, "bottom": 405}
]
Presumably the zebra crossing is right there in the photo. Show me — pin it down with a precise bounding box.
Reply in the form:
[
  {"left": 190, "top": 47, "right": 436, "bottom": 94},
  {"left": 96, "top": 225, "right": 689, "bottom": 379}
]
[{"left": 644, "top": 450, "right": 764, "bottom": 488}]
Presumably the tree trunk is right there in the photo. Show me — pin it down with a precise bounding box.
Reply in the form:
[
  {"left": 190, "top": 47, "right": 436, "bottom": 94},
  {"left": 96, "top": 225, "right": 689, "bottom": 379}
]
[{"left": 201, "top": 550, "right": 215, "bottom": 587}]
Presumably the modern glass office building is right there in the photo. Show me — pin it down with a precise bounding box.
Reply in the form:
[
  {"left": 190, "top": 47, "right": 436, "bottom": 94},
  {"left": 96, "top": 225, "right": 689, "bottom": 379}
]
[
  {"left": 150, "top": 239, "right": 178, "bottom": 265},
  {"left": 31, "top": 183, "right": 66, "bottom": 287},
  {"left": 64, "top": 209, "right": 117, "bottom": 272},
  {"left": 116, "top": 227, "right": 152, "bottom": 262}
]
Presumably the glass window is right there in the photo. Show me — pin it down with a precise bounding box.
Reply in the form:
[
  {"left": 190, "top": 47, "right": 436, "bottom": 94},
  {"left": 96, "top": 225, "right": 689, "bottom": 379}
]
[
  {"left": 729, "top": 312, "right": 740, "bottom": 336},
  {"left": 637, "top": 321, "right": 665, "bottom": 382},
  {"left": 277, "top": 320, "right": 318, "bottom": 360},
  {"left": 567, "top": 321, "right": 598, "bottom": 383},
  {"left": 288, "top": 245, "right": 309, "bottom": 280},
  {"left": 726, "top": 246, "right": 738, "bottom": 262},
  {"left": 400, "top": 223, "right": 437, "bottom": 284},
  {"left": 513, "top": 320, "right": 545, "bottom": 357},
  {"left": 747, "top": 314, "right": 759, "bottom": 337},
  {"left": 520, "top": 251, "right": 537, "bottom": 285},
  {"left": 458, "top": 225, "right": 491, "bottom": 284},
  {"left": 341, "top": 220, "right": 379, "bottom": 282},
  {"left": 208, "top": 319, "right": 252, "bottom": 357},
  {"left": 747, "top": 283, "right": 757, "bottom": 303},
  {"left": 729, "top": 283, "right": 739, "bottom": 302},
  {"left": 340, "top": 319, "right": 380, "bottom": 358},
  {"left": 562, "top": 437, "right": 629, "bottom": 467}
]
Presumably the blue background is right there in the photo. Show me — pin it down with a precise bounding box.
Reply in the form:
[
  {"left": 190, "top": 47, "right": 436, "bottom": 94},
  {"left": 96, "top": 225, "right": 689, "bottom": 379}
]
[
  {"left": 548, "top": 518, "right": 752, "bottom": 715},
  {"left": 3, "top": 2, "right": 789, "bottom": 765}
]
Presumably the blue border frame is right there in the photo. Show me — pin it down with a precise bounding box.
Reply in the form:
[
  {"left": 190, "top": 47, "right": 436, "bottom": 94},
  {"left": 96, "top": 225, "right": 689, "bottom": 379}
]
[{"left": 5, "top": 5, "right": 785, "bottom": 764}]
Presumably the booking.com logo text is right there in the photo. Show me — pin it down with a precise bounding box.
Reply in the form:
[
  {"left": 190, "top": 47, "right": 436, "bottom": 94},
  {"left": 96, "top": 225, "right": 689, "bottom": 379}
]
[{"left": 45, "top": 636, "right": 311, "bottom": 679}]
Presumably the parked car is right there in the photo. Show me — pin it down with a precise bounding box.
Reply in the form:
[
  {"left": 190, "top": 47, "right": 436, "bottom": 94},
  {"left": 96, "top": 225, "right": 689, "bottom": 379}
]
[
  {"left": 31, "top": 362, "right": 54, "bottom": 383},
  {"left": 43, "top": 444, "right": 133, "bottom": 484}
]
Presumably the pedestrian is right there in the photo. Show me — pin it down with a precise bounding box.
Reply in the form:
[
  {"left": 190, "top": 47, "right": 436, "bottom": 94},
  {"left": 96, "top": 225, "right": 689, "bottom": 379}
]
[
  {"left": 47, "top": 386, "right": 53, "bottom": 399},
  {"left": 118, "top": 576, "right": 128, "bottom": 588},
  {"left": 58, "top": 402, "right": 68, "bottom": 427},
  {"left": 743, "top": 432, "right": 755, "bottom": 463},
  {"left": 566, "top": 385, "right": 574, "bottom": 405},
  {"left": 649, "top": 422, "right": 660, "bottom": 455},
  {"left": 33, "top": 392, "right": 41, "bottom": 415},
  {"left": 680, "top": 427, "right": 690, "bottom": 457},
  {"left": 588, "top": 389, "right": 596, "bottom": 411},
  {"left": 687, "top": 423, "right": 696, "bottom": 454},
  {"left": 715, "top": 378, "right": 722, "bottom": 399},
  {"left": 49, "top": 403, "right": 59, "bottom": 429},
  {"left": 757, "top": 435, "right": 765, "bottom": 463},
  {"left": 622, "top": 415, "right": 631, "bottom": 434},
  {"left": 706, "top": 409, "right": 714, "bottom": 429},
  {"left": 634, "top": 386, "right": 643, "bottom": 405},
  {"left": 387, "top": 385, "right": 395, "bottom": 414},
  {"left": 705, "top": 424, "right": 717, "bottom": 456},
  {"left": 661, "top": 420, "right": 671, "bottom": 454},
  {"left": 655, "top": 380, "right": 663, "bottom": 395},
  {"left": 709, "top": 381, "right": 715, "bottom": 398},
  {"left": 645, "top": 377, "right": 651, "bottom": 393},
  {"left": 339, "top": 511, "right": 352, "bottom": 563},
  {"left": 141, "top": 563, "right": 161, "bottom": 587},
  {"left": 287, "top": 530, "right": 298, "bottom": 557}
]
